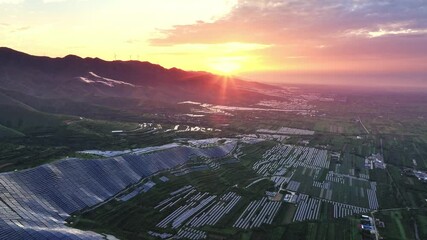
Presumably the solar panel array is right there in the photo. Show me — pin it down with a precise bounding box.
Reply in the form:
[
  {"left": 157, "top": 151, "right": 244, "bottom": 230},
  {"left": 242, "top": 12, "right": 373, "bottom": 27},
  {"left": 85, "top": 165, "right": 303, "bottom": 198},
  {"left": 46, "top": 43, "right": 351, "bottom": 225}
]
[{"left": 0, "top": 142, "right": 235, "bottom": 239}]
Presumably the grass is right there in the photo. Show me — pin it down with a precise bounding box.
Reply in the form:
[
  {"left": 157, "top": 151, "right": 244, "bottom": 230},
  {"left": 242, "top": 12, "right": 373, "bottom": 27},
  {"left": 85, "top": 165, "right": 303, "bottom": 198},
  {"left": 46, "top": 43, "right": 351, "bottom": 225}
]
[
  {"left": 0, "top": 117, "right": 207, "bottom": 172},
  {"left": 239, "top": 141, "right": 277, "bottom": 168},
  {"left": 0, "top": 103, "right": 65, "bottom": 131},
  {"left": 0, "top": 124, "right": 25, "bottom": 138},
  {"left": 415, "top": 210, "right": 427, "bottom": 239},
  {"left": 276, "top": 203, "right": 297, "bottom": 224},
  {"left": 258, "top": 217, "right": 361, "bottom": 240},
  {"left": 375, "top": 209, "right": 418, "bottom": 240},
  {"left": 313, "top": 117, "right": 362, "bottom": 135}
]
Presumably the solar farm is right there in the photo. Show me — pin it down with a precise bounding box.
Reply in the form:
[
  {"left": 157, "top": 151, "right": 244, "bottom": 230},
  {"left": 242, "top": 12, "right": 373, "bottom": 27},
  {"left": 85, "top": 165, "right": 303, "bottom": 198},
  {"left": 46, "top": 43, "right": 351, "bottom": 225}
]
[
  {"left": 0, "top": 134, "right": 388, "bottom": 240},
  {"left": 0, "top": 141, "right": 236, "bottom": 239},
  {"left": 153, "top": 186, "right": 243, "bottom": 238},
  {"left": 233, "top": 197, "right": 282, "bottom": 229},
  {"left": 253, "top": 144, "right": 379, "bottom": 221},
  {"left": 0, "top": 134, "right": 386, "bottom": 239},
  {"left": 136, "top": 142, "right": 380, "bottom": 239}
]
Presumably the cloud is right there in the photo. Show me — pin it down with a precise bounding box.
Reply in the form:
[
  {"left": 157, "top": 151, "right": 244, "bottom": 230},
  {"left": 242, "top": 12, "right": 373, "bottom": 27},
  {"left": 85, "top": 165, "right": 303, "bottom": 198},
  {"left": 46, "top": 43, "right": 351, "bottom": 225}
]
[
  {"left": 149, "top": 0, "right": 427, "bottom": 74},
  {"left": 152, "top": 0, "right": 427, "bottom": 43},
  {"left": 42, "top": 0, "right": 66, "bottom": 2},
  {"left": 347, "top": 22, "right": 427, "bottom": 38},
  {"left": 42, "top": 0, "right": 87, "bottom": 3},
  {"left": 10, "top": 26, "right": 30, "bottom": 33},
  {"left": 0, "top": 0, "right": 85, "bottom": 4},
  {"left": 0, "top": 0, "right": 24, "bottom": 4}
]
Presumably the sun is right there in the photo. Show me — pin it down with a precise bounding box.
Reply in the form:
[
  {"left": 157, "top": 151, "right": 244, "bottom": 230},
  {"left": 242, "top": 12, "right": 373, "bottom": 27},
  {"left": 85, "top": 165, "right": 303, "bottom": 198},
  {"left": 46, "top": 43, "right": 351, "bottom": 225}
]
[
  {"left": 210, "top": 62, "right": 241, "bottom": 74},
  {"left": 208, "top": 57, "right": 242, "bottom": 75}
]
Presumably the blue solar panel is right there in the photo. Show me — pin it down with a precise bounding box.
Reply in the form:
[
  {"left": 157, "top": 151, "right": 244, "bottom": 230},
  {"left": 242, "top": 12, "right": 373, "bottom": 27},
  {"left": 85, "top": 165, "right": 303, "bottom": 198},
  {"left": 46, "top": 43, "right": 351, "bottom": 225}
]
[{"left": 0, "top": 142, "right": 236, "bottom": 239}]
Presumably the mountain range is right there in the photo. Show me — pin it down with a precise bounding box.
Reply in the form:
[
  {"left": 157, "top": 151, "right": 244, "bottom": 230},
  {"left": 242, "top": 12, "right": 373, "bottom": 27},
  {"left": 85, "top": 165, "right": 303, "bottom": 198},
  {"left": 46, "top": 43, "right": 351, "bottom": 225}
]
[{"left": 0, "top": 47, "right": 277, "bottom": 136}]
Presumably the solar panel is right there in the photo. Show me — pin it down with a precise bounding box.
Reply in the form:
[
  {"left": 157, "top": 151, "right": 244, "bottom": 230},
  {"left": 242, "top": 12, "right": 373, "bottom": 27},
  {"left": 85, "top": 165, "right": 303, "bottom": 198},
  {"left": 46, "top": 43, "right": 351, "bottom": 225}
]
[{"left": 0, "top": 142, "right": 236, "bottom": 239}]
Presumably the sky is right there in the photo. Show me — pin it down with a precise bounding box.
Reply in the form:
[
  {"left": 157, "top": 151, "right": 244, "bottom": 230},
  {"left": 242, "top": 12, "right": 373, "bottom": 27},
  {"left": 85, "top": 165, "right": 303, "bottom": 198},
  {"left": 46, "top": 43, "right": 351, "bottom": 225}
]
[{"left": 1, "top": 0, "right": 427, "bottom": 88}]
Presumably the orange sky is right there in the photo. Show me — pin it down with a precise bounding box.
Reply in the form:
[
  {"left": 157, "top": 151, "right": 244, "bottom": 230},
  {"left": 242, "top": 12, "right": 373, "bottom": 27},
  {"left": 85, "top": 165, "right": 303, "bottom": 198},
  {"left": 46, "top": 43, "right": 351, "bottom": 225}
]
[{"left": 1, "top": 0, "right": 427, "bottom": 87}]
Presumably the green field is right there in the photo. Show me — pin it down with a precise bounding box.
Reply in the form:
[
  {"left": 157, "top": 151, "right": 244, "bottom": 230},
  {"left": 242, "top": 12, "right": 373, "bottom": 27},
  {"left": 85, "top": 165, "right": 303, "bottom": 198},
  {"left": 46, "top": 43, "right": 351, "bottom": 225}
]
[{"left": 1, "top": 88, "right": 427, "bottom": 240}]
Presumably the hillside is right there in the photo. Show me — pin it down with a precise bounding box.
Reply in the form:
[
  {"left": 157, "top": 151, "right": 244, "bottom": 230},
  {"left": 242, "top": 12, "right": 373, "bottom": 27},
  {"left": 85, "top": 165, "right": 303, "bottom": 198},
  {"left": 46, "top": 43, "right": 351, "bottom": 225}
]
[
  {"left": 0, "top": 91, "right": 65, "bottom": 130},
  {"left": 0, "top": 124, "right": 24, "bottom": 138},
  {"left": 0, "top": 48, "right": 277, "bottom": 117}
]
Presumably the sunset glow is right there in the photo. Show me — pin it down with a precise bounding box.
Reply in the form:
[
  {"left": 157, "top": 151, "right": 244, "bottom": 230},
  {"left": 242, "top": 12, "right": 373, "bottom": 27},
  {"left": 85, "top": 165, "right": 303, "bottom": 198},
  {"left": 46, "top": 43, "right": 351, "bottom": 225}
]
[
  {"left": 1, "top": 0, "right": 427, "bottom": 87},
  {"left": 210, "top": 61, "right": 240, "bottom": 74},
  {"left": 2, "top": 2, "right": 427, "bottom": 239},
  {"left": 208, "top": 57, "right": 245, "bottom": 75}
]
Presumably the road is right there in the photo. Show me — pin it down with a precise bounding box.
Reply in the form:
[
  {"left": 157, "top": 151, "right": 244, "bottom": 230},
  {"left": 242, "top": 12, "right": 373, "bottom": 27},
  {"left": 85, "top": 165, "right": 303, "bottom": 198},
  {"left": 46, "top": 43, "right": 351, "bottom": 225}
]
[
  {"left": 245, "top": 177, "right": 269, "bottom": 189},
  {"left": 358, "top": 116, "right": 370, "bottom": 134},
  {"left": 370, "top": 210, "right": 379, "bottom": 240},
  {"left": 414, "top": 217, "right": 420, "bottom": 240}
]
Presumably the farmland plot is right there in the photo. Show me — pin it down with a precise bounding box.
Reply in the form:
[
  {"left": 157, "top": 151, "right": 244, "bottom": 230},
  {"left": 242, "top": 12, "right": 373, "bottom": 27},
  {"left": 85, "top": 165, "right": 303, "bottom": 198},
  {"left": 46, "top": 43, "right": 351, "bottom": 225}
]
[{"left": 251, "top": 143, "right": 379, "bottom": 223}]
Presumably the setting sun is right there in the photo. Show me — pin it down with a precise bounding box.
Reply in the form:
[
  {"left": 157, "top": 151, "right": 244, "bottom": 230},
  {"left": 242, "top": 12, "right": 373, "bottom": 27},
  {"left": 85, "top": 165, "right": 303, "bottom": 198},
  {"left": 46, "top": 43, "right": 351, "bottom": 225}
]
[
  {"left": 208, "top": 56, "right": 246, "bottom": 74},
  {"left": 210, "top": 61, "right": 241, "bottom": 74}
]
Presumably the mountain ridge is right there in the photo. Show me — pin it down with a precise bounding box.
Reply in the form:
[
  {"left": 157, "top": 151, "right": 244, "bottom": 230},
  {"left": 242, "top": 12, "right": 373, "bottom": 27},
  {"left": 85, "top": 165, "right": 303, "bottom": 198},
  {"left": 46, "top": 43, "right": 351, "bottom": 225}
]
[{"left": 0, "top": 47, "right": 280, "bottom": 130}]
